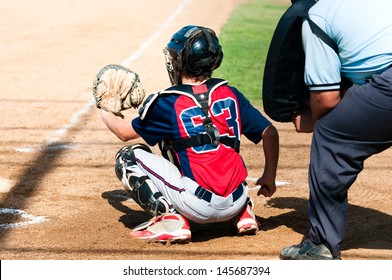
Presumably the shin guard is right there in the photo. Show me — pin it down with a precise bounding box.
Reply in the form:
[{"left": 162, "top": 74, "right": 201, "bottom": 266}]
[{"left": 115, "top": 144, "right": 172, "bottom": 216}]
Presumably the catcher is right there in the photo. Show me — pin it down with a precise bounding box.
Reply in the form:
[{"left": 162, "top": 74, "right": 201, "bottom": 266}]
[{"left": 93, "top": 25, "right": 280, "bottom": 243}]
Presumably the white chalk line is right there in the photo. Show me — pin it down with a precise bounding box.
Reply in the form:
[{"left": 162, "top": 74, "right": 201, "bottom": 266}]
[
  {"left": 16, "top": 144, "right": 81, "bottom": 153},
  {"left": 16, "top": 0, "right": 191, "bottom": 154},
  {"left": 121, "top": 0, "right": 190, "bottom": 67},
  {"left": 0, "top": 208, "right": 47, "bottom": 229}
]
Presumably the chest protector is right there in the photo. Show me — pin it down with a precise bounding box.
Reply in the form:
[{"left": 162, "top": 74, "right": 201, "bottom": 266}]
[
  {"left": 139, "top": 78, "right": 240, "bottom": 166},
  {"left": 262, "top": 0, "right": 338, "bottom": 122}
]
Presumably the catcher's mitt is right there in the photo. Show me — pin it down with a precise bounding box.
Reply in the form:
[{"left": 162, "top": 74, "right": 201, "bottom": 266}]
[{"left": 93, "top": 64, "right": 146, "bottom": 118}]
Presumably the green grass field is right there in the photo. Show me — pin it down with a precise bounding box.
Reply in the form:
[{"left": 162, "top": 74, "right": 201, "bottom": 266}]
[{"left": 213, "top": 0, "right": 289, "bottom": 106}]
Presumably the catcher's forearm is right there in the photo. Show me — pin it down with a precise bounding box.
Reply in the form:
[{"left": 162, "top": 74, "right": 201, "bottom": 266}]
[
  {"left": 261, "top": 125, "right": 279, "bottom": 182},
  {"left": 100, "top": 110, "right": 139, "bottom": 142}
]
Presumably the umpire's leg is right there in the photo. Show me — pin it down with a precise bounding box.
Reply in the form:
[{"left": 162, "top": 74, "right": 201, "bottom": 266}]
[{"left": 308, "top": 68, "right": 392, "bottom": 258}]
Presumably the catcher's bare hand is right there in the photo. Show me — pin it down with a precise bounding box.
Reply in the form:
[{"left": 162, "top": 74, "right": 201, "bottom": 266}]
[
  {"left": 255, "top": 176, "right": 276, "bottom": 197},
  {"left": 93, "top": 64, "right": 146, "bottom": 118}
]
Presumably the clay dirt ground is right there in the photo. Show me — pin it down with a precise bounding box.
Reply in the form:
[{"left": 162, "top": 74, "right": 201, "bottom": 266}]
[{"left": 0, "top": 0, "right": 391, "bottom": 262}]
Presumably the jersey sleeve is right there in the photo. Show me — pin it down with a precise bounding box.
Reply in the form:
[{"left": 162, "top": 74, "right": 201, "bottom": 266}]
[
  {"left": 132, "top": 95, "right": 178, "bottom": 146},
  {"left": 302, "top": 16, "right": 341, "bottom": 92},
  {"left": 229, "top": 86, "right": 271, "bottom": 144}
]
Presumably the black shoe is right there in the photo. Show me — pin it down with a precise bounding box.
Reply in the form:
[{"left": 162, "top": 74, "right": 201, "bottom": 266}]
[{"left": 279, "top": 239, "right": 340, "bottom": 260}]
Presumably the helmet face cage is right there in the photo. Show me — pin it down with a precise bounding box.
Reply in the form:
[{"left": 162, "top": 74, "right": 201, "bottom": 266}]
[
  {"left": 164, "top": 25, "right": 223, "bottom": 85},
  {"left": 163, "top": 47, "right": 182, "bottom": 86}
]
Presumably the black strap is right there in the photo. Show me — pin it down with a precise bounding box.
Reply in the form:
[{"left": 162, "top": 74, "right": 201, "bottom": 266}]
[
  {"left": 293, "top": 0, "right": 338, "bottom": 53},
  {"left": 306, "top": 16, "right": 338, "bottom": 53},
  {"left": 201, "top": 27, "right": 217, "bottom": 53},
  {"left": 171, "top": 135, "right": 240, "bottom": 153}
]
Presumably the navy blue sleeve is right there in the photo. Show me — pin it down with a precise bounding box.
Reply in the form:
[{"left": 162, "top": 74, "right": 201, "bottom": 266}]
[
  {"left": 229, "top": 86, "right": 271, "bottom": 144},
  {"left": 132, "top": 95, "right": 179, "bottom": 146}
]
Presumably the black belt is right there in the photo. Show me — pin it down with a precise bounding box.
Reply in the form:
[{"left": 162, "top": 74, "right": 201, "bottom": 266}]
[{"left": 195, "top": 182, "right": 245, "bottom": 203}]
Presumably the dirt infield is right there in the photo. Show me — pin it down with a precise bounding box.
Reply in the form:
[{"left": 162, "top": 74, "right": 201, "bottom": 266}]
[{"left": 0, "top": 0, "right": 391, "bottom": 261}]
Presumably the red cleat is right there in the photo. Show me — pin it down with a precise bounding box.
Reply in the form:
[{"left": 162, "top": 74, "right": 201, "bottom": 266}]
[
  {"left": 233, "top": 203, "right": 259, "bottom": 235},
  {"left": 129, "top": 213, "right": 191, "bottom": 243}
]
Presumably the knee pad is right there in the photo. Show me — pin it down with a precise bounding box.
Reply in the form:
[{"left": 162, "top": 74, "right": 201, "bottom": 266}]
[
  {"left": 114, "top": 143, "right": 152, "bottom": 181},
  {"left": 127, "top": 175, "right": 172, "bottom": 216}
]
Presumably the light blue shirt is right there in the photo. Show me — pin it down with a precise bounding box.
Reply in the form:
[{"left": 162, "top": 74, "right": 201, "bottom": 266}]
[{"left": 302, "top": 0, "right": 392, "bottom": 91}]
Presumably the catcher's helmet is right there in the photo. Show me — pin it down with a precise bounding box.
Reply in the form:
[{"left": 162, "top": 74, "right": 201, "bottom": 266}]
[{"left": 164, "top": 25, "right": 224, "bottom": 85}]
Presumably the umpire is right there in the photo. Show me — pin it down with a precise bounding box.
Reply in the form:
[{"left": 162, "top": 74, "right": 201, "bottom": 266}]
[{"left": 280, "top": 0, "right": 392, "bottom": 259}]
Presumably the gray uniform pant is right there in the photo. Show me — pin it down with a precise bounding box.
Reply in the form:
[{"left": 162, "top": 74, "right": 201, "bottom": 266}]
[{"left": 308, "top": 67, "right": 392, "bottom": 258}]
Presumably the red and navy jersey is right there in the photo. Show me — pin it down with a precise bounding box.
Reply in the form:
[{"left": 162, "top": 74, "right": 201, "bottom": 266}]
[{"left": 132, "top": 79, "right": 271, "bottom": 197}]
